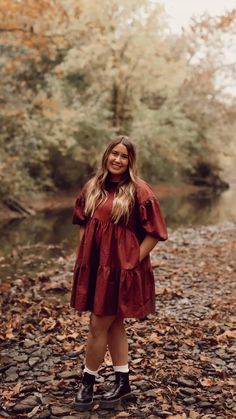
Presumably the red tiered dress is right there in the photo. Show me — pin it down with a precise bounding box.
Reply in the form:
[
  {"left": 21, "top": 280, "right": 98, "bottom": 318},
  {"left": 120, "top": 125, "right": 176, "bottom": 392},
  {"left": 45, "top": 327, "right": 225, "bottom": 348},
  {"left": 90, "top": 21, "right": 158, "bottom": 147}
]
[{"left": 71, "top": 177, "right": 167, "bottom": 318}]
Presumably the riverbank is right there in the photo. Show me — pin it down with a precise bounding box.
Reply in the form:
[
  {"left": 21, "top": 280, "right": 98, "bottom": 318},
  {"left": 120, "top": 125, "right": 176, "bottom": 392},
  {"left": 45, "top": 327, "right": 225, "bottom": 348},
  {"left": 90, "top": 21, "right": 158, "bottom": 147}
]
[
  {"left": 1, "top": 222, "right": 236, "bottom": 418},
  {"left": 0, "top": 183, "right": 201, "bottom": 221}
]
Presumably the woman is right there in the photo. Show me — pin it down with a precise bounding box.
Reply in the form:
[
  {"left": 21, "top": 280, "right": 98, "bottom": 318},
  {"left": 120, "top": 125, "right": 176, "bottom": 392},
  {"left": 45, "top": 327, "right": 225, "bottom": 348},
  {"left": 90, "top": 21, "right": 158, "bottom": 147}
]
[{"left": 71, "top": 135, "right": 167, "bottom": 410}]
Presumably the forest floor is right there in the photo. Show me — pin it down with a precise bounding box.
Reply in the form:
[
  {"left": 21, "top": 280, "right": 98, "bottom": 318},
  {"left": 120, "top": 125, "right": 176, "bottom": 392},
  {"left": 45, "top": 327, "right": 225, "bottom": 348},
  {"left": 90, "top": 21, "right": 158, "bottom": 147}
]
[{"left": 0, "top": 223, "right": 236, "bottom": 419}]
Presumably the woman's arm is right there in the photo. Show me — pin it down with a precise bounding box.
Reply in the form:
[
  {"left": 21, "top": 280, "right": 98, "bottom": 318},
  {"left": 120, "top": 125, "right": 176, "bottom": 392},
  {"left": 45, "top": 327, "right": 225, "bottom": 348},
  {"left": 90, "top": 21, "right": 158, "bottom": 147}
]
[{"left": 139, "top": 235, "right": 159, "bottom": 262}]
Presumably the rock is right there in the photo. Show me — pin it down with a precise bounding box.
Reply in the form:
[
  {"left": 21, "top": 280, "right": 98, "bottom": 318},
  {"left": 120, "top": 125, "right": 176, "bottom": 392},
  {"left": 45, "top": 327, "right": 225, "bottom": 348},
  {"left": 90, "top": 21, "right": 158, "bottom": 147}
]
[
  {"left": 61, "top": 417, "right": 89, "bottom": 419},
  {"left": 11, "top": 395, "right": 40, "bottom": 413},
  {"left": 21, "top": 316, "right": 38, "bottom": 326},
  {"left": 228, "top": 362, "right": 236, "bottom": 370},
  {"left": 210, "top": 357, "right": 226, "bottom": 366},
  {"left": 13, "top": 348, "right": 24, "bottom": 358},
  {"left": 178, "top": 387, "right": 196, "bottom": 396},
  {"left": 51, "top": 390, "right": 65, "bottom": 396},
  {"left": 50, "top": 406, "right": 72, "bottom": 416},
  {"left": 163, "top": 344, "right": 178, "bottom": 351},
  {"left": 0, "top": 362, "right": 16, "bottom": 373},
  {"left": 214, "top": 402, "right": 223, "bottom": 408},
  {"left": 129, "top": 412, "right": 146, "bottom": 418},
  {"left": 183, "top": 397, "right": 196, "bottom": 405},
  {"left": 15, "top": 354, "right": 28, "bottom": 362},
  {"left": 135, "top": 380, "right": 150, "bottom": 390},
  {"left": 198, "top": 401, "right": 214, "bottom": 408},
  {"left": 5, "top": 367, "right": 18, "bottom": 382},
  {"left": 66, "top": 351, "right": 78, "bottom": 358},
  {"left": 53, "top": 357, "right": 61, "bottom": 364},
  {"left": 227, "top": 347, "right": 236, "bottom": 354},
  {"left": 215, "top": 349, "right": 230, "bottom": 360},
  {"left": 165, "top": 353, "right": 177, "bottom": 360},
  {"left": 24, "top": 339, "right": 35, "bottom": 349},
  {"left": 20, "top": 385, "right": 38, "bottom": 394},
  {"left": 19, "top": 371, "right": 28, "bottom": 377},
  {"left": 34, "top": 372, "right": 45, "bottom": 377},
  {"left": 31, "top": 349, "right": 43, "bottom": 357},
  {"left": 57, "top": 370, "right": 80, "bottom": 379},
  {"left": 38, "top": 375, "right": 54, "bottom": 383},
  {"left": 28, "top": 357, "right": 40, "bottom": 367},
  {"left": 176, "top": 377, "right": 196, "bottom": 387},
  {"left": 41, "top": 347, "right": 52, "bottom": 357},
  {"left": 0, "top": 412, "right": 11, "bottom": 418},
  {"left": 145, "top": 389, "right": 158, "bottom": 397},
  {"left": 208, "top": 385, "right": 222, "bottom": 393},
  {"left": 39, "top": 408, "right": 51, "bottom": 418},
  {"left": 152, "top": 409, "right": 173, "bottom": 418}
]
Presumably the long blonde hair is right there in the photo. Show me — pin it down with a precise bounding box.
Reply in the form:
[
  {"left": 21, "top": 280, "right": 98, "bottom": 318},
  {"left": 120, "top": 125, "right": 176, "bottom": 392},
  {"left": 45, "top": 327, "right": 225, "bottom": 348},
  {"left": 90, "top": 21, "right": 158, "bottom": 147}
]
[{"left": 84, "top": 136, "right": 138, "bottom": 224}]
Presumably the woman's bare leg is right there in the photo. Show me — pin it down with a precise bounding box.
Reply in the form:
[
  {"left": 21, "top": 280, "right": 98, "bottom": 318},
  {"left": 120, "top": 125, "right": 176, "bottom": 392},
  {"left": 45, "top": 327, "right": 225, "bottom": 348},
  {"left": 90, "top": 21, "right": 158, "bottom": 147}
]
[
  {"left": 107, "top": 317, "right": 128, "bottom": 366},
  {"left": 85, "top": 313, "right": 116, "bottom": 371}
]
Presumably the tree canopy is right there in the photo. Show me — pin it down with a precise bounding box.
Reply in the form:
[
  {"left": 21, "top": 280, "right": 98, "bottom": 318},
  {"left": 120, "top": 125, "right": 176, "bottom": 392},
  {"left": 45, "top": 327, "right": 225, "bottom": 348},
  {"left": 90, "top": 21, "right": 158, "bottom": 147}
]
[{"left": 0, "top": 0, "right": 235, "bottom": 200}]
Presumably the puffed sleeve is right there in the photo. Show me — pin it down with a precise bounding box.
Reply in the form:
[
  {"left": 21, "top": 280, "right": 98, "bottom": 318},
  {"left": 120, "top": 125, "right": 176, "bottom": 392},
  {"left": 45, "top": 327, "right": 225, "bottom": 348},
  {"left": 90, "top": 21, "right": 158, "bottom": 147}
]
[
  {"left": 72, "top": 182, "right": 89, "bottom": 226},
  {"left": 139, "top": 198, "right": 168, "bottom": 241},
  {"left": 136, "top": 178, "right": 168, "bottom": 241}
]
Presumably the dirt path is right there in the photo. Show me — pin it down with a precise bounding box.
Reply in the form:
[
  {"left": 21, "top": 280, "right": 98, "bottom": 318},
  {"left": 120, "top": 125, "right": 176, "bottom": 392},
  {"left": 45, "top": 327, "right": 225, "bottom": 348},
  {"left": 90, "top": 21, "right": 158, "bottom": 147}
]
[{"left": 1, "top": 223, "right": 236, "bottom": 418}]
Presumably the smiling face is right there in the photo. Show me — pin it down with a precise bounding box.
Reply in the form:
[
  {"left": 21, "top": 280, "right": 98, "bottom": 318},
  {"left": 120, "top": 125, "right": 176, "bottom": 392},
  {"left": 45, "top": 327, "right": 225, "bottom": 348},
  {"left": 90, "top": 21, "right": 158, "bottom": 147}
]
[{"left": 106, "top": 143, "right": 129, "bottom": 181}]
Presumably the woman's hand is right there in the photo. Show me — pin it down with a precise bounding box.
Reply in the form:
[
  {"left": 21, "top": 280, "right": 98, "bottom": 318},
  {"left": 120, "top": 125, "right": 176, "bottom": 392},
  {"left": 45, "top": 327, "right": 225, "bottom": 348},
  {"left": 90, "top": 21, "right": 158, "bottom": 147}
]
[{"left": 139, "top": 235, "right": 158, "bottom": 262}]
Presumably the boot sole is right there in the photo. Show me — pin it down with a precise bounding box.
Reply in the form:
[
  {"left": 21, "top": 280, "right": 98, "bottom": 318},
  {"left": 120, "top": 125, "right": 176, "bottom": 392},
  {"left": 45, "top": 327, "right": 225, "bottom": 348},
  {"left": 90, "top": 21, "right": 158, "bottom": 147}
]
[
  {"left": 72, "top": 400, "right": 94, "bottom": 411},
  {"left": 99, "top": 392, "right": 134, "bottom": 409}
]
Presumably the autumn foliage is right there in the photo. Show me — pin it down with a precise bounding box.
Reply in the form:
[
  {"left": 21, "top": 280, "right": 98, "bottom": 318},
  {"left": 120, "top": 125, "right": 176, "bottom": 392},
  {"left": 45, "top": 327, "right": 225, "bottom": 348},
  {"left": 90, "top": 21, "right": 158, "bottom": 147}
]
[{"left": 0, "top": 0, "right": 235, "bottom": 201}]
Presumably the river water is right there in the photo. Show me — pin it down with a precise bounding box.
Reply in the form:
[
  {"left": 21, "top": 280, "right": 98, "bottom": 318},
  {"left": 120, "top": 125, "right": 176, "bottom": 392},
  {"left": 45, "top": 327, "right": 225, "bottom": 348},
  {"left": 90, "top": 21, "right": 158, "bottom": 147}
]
[{"left": 0, "top": 186, "right": 236, "bottom": 281}]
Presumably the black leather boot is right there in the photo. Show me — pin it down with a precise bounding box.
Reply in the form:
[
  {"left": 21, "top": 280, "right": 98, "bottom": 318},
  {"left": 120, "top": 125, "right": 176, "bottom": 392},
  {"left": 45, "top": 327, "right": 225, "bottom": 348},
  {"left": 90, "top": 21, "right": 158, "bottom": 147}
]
[
  {"left": 74, "top": 372, "right": 95, "bottom": 410},
  {"left": 100, "top": 371, "right": 132, "bottom": 408}
]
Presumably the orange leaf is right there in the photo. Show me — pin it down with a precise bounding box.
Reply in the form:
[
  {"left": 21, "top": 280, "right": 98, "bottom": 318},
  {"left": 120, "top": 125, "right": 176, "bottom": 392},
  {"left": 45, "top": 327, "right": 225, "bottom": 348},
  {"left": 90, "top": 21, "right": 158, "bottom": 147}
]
[
  {"left": 183, "top": 338, "right": 195, "bottom": 347},
  {"left": 148, "top": 333, "right": 162, "bottom": 344},
  {"left": 200, "top": 378, "right": 216, "bottom": 387},
  {"left": 6, "top": 329, "right": 15, "bottom": 339},
  {"left": 216, "top": 329, "right": 236, "bottom": 341}
]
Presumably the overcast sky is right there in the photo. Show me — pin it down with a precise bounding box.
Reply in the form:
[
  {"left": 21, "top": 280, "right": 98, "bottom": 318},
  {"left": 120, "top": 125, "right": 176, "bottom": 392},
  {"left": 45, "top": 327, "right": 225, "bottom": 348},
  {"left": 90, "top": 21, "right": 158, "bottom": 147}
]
[
  {"left": 162, "top": 1, "right": 236, "bottom": 97},
  {"left": 162, "top": 0, "right": 236, "bottom": 32}
]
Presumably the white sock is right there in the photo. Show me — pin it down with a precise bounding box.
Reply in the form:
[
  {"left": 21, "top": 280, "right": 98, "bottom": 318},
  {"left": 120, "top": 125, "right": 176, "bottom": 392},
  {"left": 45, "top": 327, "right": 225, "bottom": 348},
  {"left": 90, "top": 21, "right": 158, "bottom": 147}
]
[
  {"left": 84, "top": 365, "right": 99, "bottom": 377},
  {"left": 113, "top": 364, "right": 129, "bottom": 373}
]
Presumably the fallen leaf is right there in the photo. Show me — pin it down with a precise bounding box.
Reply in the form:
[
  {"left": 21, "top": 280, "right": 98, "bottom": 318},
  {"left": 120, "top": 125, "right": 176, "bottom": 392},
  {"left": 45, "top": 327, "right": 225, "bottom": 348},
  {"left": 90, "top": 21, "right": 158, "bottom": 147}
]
[
  {"left": 216, "top": 329, "right": 236, "bottom": 341},
  {"left": 28, "top": 405, "right": 40, "bottom": 417},
  {"left": 200, "top": 378, "right": 216, "bottom": 387}
]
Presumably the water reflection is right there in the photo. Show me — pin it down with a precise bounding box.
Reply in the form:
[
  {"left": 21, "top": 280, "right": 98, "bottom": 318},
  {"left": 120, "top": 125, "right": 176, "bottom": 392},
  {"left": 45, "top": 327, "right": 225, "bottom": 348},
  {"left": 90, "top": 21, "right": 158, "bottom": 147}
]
[
  {"left": 163, "top": 187, "right": 236, "bottom": 228},
  {"left": 0, "top": 188, "right": 236, "bottom": 261},
  {"left": 0, "top": 208, "right": 77, "bottom": 257},
  {"left": 164, "top": 192, "right": 219, "bottom": 228}
]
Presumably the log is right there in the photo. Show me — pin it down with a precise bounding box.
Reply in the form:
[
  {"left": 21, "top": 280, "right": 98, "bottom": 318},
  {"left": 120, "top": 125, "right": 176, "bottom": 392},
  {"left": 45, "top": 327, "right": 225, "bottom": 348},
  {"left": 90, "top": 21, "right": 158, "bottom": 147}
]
[{"left": 3, "top": 197, "right": 35, "bottom": 216}]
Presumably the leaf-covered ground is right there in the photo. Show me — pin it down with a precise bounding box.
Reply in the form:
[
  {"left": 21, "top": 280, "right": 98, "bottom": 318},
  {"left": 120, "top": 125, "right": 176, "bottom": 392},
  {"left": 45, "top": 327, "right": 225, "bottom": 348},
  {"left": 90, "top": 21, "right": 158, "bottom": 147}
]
[{"left": 1, "top": 223, "right": 236, "bottom": 419}]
